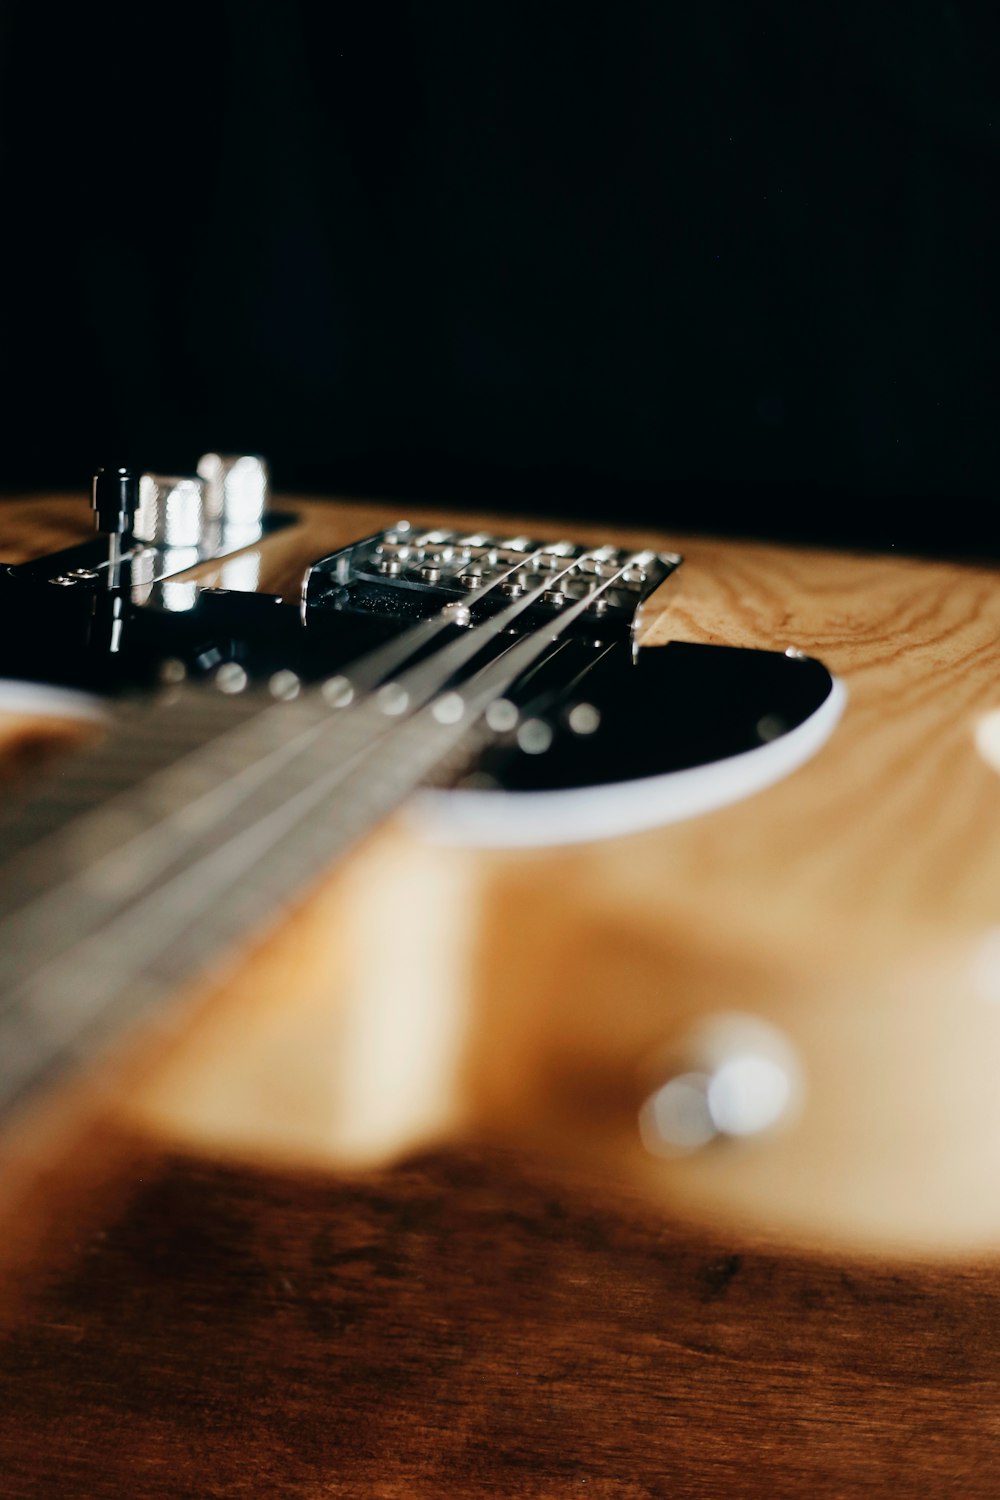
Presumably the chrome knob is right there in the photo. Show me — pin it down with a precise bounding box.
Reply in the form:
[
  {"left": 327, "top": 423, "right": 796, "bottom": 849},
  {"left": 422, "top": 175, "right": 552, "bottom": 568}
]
[
  {"left": 197, "top": 453, "right": 269, "bottom": 539},
  {"left": 639, "top": 1013, "right": 803, "bottom": 1156},
  {"left": 133, "top": 474, "right": 206, "bottom": 548}
]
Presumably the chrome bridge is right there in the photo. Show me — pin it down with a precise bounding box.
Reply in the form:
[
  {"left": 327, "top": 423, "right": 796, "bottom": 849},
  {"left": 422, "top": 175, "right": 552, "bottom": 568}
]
[{"left": 303, "top": 523, "right": 681, "bottom": 640}]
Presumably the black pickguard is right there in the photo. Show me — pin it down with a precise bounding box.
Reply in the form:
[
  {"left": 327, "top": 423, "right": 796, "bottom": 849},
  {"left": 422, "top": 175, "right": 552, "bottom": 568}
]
[{"left": 0, "top": 523, "right": 838, "bottom": 822}]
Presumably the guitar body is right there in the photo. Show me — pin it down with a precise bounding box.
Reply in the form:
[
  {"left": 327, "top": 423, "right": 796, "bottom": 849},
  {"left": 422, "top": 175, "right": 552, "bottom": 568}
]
[{"left": 2, "top": 492, "right": 1000, "bottom": 1496}]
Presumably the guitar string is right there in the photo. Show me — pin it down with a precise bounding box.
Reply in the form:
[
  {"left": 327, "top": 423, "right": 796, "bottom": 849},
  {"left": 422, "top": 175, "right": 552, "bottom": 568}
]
[
  {"left": 0, "top": 552, "right": 632, "bottom": 1020},
  {"left": 0, "top": 542, "right": 546, "bottom": 908},
  {"left": 0, "top": 558, "right": 641, "bottom": 1122},
  {"left": 0, "top": 549, "right": 586, "bottom": 1004},
  {"left": 0, "top": 546, "right": 627, "bottom": 980},
  {"left": 0, "top": 543, "right": 580, "bottom": 974}
]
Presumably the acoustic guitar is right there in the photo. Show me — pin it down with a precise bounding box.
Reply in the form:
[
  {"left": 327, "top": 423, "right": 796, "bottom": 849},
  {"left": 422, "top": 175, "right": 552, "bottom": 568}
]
[{"left": 1, "top": 461, "right": 999, "bottom": 1496}]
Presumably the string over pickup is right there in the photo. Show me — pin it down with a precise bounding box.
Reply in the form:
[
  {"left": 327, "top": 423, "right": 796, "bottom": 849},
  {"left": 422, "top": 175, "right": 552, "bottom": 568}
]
[{"left": 302, "top": 525, "right": 682, "bottom": 640}]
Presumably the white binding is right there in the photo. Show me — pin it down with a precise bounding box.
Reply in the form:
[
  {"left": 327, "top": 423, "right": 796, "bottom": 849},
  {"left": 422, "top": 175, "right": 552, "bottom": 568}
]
[
  {"left": 412, "top": 675, "right": 847, "bottom": 847},
  {"left": 0, "top": 672, "right": 847, "bottom": 851},
  {"left": 0, "top": 678, "right": 106, "bottom": 722}
]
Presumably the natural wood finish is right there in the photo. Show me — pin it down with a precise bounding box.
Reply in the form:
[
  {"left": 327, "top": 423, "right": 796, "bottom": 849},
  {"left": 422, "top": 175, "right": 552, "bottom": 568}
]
[
  {"left": 0, "top": 709, "right": 97, "bottom": 783},
  {"left": 3, "top": 492, "right": 1000, "bottom": 1494},
  {"left": 6, "top": 1134, "right": 1000, "bottom": 1499}
]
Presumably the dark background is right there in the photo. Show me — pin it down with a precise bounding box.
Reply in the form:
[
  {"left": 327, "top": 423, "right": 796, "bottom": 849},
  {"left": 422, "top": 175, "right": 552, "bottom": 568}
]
[{"left": 0, "top": 2, "right": 996, "bottom": 555}]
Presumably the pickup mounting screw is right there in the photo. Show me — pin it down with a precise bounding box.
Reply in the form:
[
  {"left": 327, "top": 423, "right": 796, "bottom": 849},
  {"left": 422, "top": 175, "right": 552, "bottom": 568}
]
[
  {"left": 215, "top": 662, "right": 248, "bottom": 694},
  {"left": 269, "top": 669, "right": 301, "bottom": 701},
  {"left": 639, "top": 1015, "right": 802, "bottom": 1156}
]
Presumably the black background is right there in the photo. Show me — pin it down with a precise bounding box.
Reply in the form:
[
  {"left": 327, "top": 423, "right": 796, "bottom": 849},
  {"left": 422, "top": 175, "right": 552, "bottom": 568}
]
[{"left": 0, "top": 3, "right": 996, "bottom": 556}]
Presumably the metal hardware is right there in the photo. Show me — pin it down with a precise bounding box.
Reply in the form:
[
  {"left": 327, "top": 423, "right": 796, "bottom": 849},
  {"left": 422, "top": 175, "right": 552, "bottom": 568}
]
[
  {"left": 322, "top": 676, "right": 354, "bottom": 708},
  {"left": 197, "top": 453, "right": 269, "bottom": 541},
  {"left": 134, "top": 474, "right": 205, "bottom": 548},
  {"left": 639, "top": 1014, "right": 803, "bottom": 1156},
  {"left": 9, "top": 453, "right": 294, "bottom": 605},
  {"left": 214, "top": 662, "right": 248, "bottom": 694},
  {"left": 304, "top": 531, "right": 682, "bottom": 644},
  {"left": 516, "top": 719, "right": 554, "bottom": 754},
  {"left": 485, "top": 699, "right": 519, "bottom": 733},
  {"left": 376, "top": 682, "right": 410, "bottom": 716},
  {"left": 91, "top": 466, "right": 140, "bottom": 585},
  {"left": 269, "top": 669, "right": 301, "bottom": 701},
  {"left": 567, "top": 702, "right": 601, "bottom": 735}
]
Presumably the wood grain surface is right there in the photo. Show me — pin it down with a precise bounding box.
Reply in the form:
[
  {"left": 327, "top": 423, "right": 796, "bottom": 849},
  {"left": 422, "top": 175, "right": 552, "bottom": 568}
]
[
  {"left": 7, "top": 1135, "right": 1000, "bottom": 1499},
  {"left": 2, "top": 492, "right": 1000, "bottom": 1496}
]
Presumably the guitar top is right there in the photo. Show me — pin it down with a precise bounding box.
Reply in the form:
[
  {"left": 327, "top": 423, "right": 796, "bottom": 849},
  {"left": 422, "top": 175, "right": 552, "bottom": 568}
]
[{"left": 2, "top": 479, "right": 1000, "bottom": 1496}]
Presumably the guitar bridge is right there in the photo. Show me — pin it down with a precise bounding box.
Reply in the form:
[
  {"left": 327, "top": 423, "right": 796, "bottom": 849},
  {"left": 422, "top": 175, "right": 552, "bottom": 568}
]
[{"left": 303, "top": 524, "right": 682, "bottom": 641}]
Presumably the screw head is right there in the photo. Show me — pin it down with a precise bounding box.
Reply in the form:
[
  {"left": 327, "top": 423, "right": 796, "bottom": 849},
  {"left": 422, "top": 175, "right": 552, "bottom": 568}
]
[{"left": 639, "top": 1014, "right": 803, "bottom": 1157}]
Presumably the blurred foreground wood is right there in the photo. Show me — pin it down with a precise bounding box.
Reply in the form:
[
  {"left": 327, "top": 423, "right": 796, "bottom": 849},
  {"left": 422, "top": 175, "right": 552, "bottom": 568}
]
[{"left": 3, "top": 1133, "right": 1000, "bottom": 1498}]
